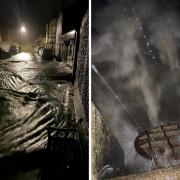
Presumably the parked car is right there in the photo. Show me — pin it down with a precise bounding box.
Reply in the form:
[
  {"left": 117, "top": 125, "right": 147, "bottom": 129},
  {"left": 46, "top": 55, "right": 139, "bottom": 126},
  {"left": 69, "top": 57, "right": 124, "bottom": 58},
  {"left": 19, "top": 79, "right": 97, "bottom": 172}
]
[
  {"left": 42, "top": 49, "right": 53, "bottom": 60},
  {"left": 34, "top": 46, "right": 39, "bottom": 54},
  {"left": 38, "top": 47, "right": 44, "bottom": 56},
  {"left": 34, "top": 46, "right": 44, "bottom": 56}
]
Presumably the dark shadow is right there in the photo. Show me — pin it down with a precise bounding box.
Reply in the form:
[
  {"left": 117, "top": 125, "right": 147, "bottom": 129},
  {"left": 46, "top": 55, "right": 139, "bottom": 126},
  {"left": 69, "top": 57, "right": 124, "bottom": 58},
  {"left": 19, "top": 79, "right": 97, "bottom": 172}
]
[{"left": 0, "top": 149, "right": 45, "bottom": 180}]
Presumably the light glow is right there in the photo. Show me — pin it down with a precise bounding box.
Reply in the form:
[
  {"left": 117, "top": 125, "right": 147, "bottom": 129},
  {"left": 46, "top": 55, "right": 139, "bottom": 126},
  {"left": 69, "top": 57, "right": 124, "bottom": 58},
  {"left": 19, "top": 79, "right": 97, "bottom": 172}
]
[
  {"left": 69, "top": 30, "right": 76, "bottom": 36},
  {"left": 20, "top": 26, "right": 27, "bottom": 33},
  {"left": 16, "top": 52, "right": 32, "bottom": 61}
]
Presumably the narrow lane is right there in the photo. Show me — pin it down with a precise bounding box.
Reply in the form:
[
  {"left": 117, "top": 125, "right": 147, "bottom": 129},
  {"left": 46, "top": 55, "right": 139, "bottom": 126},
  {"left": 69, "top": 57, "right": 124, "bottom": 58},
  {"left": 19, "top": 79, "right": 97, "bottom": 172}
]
[{"left": 0, "top": 52, "right": 75, "bottom": 157}]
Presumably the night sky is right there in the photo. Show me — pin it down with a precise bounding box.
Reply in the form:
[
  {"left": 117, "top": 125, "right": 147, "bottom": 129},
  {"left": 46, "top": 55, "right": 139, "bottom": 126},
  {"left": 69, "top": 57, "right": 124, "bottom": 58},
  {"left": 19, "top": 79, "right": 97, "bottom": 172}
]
[{"left": 0, "top": 0, "right": 83, "bottom": 39}]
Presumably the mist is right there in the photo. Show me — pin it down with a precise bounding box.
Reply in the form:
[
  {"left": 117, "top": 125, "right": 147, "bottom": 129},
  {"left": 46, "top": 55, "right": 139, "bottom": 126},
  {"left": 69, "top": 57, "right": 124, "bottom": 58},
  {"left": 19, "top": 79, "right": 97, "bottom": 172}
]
[{"left": 92, "top": 0, "right": 180, "bottom": 176}]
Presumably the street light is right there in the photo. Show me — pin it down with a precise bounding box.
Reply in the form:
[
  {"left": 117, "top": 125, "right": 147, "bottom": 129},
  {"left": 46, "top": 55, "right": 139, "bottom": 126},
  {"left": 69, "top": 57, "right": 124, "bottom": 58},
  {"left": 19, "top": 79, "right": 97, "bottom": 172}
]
[
  {"left": 20, "top": 25, "right": 27, "bottom": 33},
  {"left": 19, "top": 24, "right": 27, "bottom": 52}
]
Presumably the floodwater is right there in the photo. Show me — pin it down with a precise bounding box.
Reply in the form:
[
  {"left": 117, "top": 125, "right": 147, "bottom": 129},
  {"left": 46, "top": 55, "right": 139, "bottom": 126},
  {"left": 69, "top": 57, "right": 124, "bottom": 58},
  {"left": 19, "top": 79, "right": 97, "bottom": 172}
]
[{"left": 0, "top": 52, "right": 74, "bottom": 158}]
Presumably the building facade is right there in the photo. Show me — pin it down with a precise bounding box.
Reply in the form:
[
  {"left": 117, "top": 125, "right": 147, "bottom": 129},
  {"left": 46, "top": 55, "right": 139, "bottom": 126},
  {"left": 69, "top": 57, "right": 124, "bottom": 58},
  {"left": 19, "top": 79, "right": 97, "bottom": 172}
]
[
  {"left": 55, "top": 14, "right": 63, "bottom": 57},
  {"left": 0, "top": 23, "right": 11, "bottom": 42},
  {"left": 46, "top": 18, "right": 57, "bottom": 50}
]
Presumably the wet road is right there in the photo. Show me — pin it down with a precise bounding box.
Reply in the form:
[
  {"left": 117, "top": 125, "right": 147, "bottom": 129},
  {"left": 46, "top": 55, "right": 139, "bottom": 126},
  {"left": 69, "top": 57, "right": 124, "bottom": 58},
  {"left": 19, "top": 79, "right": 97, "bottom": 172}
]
[{"left": 0, "top": 52, "right": 74, "bottom": 158}]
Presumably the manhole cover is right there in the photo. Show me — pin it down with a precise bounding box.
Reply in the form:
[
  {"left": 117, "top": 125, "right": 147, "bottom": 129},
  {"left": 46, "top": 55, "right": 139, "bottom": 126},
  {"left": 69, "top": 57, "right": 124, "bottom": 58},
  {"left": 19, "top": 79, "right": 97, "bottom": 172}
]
[{"left": 135, "top": 124, "right": 180, "bottom": 168}]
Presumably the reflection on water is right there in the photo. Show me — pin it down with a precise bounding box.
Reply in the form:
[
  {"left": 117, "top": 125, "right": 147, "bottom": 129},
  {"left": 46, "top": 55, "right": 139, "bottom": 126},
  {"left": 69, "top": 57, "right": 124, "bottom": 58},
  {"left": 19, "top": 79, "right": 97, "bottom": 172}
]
[
  {"left": 15, "top": 53, "right": 33, "bottom": 61},
  {"left": 0, "top": 53, "right": 74, "bottom": 157}
]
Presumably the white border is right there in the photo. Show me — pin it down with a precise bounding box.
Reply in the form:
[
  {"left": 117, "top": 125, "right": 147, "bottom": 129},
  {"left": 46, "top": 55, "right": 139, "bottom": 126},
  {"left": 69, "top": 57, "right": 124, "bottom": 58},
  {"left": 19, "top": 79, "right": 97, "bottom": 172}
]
[{"left": 89, "top": 0, "right": 92, "bottom": 179}]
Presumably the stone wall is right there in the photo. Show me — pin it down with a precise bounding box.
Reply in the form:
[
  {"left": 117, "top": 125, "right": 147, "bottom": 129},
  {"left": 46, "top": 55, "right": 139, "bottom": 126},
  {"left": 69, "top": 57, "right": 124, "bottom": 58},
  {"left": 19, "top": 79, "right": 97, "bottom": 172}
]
[
  {"left": 92, "top": 103, "right": 125, "bottom": 180},
  {"left": 73, "top": 10, "right": 89, "bottom": 179},
  {"left": 74, "top": 10, "right": 89, "bottom": 137}
]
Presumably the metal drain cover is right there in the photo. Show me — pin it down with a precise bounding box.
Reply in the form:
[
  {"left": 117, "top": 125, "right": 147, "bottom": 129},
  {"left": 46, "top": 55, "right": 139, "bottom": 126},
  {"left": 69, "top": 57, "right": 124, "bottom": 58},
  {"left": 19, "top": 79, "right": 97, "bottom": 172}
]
[{"left": 135, "top": 124, "right": 180, "bottom": 167}]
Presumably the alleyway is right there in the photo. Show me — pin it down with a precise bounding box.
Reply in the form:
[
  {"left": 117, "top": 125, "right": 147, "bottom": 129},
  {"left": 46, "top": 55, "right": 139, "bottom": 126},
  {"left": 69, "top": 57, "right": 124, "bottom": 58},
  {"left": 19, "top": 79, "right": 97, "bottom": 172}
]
[{"left": 0, "top": 52, "right": 77, "bottom": 179}]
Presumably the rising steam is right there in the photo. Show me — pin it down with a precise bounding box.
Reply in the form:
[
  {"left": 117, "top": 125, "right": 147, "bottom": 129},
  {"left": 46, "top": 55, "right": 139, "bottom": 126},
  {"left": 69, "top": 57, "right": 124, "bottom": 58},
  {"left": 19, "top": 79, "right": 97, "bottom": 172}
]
[{"left": 92, "top": 0, "right": 180, "bottom": 175}]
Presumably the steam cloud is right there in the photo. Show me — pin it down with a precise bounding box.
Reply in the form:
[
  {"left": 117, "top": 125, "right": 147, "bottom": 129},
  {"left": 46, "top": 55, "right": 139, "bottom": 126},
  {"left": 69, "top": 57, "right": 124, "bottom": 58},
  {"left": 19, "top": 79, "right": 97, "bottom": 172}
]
[{"left": 92, "top": 0, "right": 180, "bottom": 175}]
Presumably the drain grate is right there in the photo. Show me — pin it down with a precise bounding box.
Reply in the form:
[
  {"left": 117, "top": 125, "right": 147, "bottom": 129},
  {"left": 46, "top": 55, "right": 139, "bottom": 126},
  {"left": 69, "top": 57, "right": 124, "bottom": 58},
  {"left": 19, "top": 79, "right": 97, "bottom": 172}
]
[{"left": 135, "top": 124, "right": 180, "bottom": 168}]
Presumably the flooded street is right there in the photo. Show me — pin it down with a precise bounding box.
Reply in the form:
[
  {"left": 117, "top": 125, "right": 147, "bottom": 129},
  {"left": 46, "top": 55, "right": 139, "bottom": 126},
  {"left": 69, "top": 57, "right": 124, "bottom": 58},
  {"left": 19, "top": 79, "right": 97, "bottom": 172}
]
[
  {"left": 0, "top": 52, "right": 74, "bottom": 158},
  {"left": 0, "top": 1, "right": 88, "bottom": 179}
]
